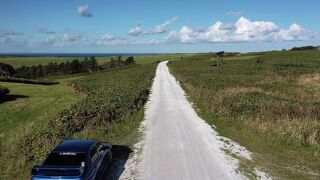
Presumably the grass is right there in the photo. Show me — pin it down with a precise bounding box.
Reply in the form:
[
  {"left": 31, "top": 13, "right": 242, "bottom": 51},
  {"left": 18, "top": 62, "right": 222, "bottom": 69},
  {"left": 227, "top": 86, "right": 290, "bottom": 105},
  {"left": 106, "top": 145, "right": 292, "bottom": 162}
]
[
  {"left": 168, "top": 50, "right": 320, "bottom": 179},
  {"left": 0, "top": 76, "right": 83, "bottom": 179},
  {"left": 0, "top": 54, "right": 193, "bottom": 68},
  {"left": 0, "top": 62, "right": 156, "bottom": 179},
  {"left": 0, "top": 77, "right": 82, "bottom": 136}
]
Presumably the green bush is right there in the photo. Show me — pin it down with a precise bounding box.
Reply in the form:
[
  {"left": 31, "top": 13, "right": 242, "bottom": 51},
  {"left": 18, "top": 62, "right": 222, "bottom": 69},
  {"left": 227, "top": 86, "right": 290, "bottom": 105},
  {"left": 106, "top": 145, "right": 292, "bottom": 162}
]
[
  {"left": 0, "top": 87, "right": 9, "bottom": 96},
  {"left": 0, "top": 62, "right": 16, "bottom": 77}
]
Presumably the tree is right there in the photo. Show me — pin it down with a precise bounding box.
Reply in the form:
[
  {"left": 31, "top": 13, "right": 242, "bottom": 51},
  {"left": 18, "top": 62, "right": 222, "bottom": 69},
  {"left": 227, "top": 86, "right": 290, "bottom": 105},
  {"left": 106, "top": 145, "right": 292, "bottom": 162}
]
[
  {"left": 88, "top": 56, "right": 99, "bottom": 72},
  {"left": 69, "top": 59, "right": 82, "bottom": 74},
  {"left": 0, "top": 63, "right": 16, "bottom": 77},
  {"left": 125, "top": 56, "right": 135, "bottom": 65}
]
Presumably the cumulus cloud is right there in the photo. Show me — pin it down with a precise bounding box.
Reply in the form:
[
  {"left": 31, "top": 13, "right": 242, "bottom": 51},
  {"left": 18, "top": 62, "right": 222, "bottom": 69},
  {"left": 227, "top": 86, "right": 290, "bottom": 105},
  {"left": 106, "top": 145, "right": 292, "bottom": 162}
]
[
  {"left": 166, "top": 17, "right": 314, "bottom": 43},
  {"left": 39, "top": 28, "right": 56, "bottom": 35},
  {"left": 78, "top": 4, "right": 92, "bottom": 17},
  {"left": 128, "top": 17, "right": 178, "bottom": 36},
  {"left": 34, "top": 33, "right": 87, "bottom": 47},
  {"left": 275, "top": 23, "right": 311, "bottom": 41},
  {"left": 128, "top": 26, "right": 143, "bottom": 36}
]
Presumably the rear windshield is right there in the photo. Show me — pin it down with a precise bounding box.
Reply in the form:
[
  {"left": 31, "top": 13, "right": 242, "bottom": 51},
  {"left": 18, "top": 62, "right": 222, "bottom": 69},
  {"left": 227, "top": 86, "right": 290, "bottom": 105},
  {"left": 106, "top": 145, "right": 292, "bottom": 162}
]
[{"left": 44, "top": 152, "right": 86, "bottom": 166}]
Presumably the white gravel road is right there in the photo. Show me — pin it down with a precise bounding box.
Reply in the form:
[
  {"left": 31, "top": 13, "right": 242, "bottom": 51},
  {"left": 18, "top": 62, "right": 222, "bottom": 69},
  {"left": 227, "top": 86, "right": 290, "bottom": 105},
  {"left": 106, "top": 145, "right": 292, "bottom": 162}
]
[{"left": 119, "top": 61, "right": 270, "bottom": 180}]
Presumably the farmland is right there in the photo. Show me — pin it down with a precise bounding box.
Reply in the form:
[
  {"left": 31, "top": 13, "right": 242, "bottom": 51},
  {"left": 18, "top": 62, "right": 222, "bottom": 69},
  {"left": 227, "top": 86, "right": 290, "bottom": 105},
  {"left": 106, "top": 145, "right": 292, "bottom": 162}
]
[
  {"left": 0, "top": 55, "right": 157, "bottom": 179},
  {"left": 0, "top": 54, "right": 192, "bottom": 68},
  {"left": 168, "top": 50, "right": 320, "bottom": 179}
]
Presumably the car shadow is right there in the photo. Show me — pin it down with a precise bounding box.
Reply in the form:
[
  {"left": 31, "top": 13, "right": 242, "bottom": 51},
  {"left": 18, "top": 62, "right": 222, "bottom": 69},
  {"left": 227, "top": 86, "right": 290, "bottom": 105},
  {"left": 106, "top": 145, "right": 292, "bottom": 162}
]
[
  {"left": 102, "top": 145, "right": 133, "bottom": 180},
  {"left": 0, "top": 94, "right": 29, "bottom": 104}
]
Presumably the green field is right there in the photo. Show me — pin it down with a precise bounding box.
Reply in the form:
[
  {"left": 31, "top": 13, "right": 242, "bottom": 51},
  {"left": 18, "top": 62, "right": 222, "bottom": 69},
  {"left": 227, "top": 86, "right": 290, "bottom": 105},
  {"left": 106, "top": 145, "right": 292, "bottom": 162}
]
[
  {"left": 0, "top": 76, "right": 83, "bottom": 178},
  {"left": 0, "top": 54, "right": 192, "bottom": 68},
  {"left": 168, "top": 50, "right": 320, "bottom": 179},
  {"left": 0, "top": 56, "right": 157, "bottom": 178}
]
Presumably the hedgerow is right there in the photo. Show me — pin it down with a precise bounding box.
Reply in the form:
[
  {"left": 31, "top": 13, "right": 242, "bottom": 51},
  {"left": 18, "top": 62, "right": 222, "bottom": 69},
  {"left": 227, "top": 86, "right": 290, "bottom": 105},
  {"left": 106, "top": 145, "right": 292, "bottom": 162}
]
[
  {"left": 0, "top": 77, "right": 59, "bottom": 85},
  {"left": 19, "top": 63, "right": 156, "bottom": 165}
]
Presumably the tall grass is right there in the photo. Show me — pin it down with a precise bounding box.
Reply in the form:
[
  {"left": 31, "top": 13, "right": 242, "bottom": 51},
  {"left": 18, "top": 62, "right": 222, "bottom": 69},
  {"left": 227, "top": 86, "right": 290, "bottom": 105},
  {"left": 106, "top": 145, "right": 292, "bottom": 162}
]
[{"left": 169, "top": 50, "right": 320, "bottom": 178}]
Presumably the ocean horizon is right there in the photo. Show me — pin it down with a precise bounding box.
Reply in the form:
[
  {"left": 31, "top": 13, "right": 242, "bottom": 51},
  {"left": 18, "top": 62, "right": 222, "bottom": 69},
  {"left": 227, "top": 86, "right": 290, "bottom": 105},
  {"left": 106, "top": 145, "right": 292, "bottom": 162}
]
[{"left": 0, "top": 53, "right": 165, "bottom": 58}]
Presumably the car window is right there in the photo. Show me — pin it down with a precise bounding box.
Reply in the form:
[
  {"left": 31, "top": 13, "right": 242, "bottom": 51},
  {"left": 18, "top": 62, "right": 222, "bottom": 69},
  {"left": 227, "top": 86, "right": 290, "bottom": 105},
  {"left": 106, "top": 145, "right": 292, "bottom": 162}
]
[
  {"left": 43, "top": 152, "right": 86, "bottom": 167},
  {"left": 90, "top": 143, "right": 102, "bottom": 163}
]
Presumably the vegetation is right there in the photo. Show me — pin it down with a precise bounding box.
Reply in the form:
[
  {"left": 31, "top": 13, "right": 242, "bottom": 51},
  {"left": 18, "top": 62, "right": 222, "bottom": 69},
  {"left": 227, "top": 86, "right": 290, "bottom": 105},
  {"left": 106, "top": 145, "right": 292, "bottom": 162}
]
[
  {"left": 0, "top": 54, "right": 194, "bottom": 68},
  {"left": 0, "top": 86, "right": 9, "bottom": 97},
  {"left": 291, "top": 46, "right": 319, "bottom": 51},
  {"left": 14, "top": 57, "right": 99, "bottom": 79},
  {"left": 0, "top": 77, "right": 59, "bottom": 85},
  {"left": 13, "top": 56, "right": 137, "bottom": 79},
  {"left": 168, "top": 50, "right": 320, "bottom": 178},
  {"left": 0, "top": 62, "right": 156, "bottom": 178},
  {"left": 0, "top": 63, "right": 16, "bottom": 77},
  {"left": 0, "top": 77, "right": 82, "bottom": 178}
]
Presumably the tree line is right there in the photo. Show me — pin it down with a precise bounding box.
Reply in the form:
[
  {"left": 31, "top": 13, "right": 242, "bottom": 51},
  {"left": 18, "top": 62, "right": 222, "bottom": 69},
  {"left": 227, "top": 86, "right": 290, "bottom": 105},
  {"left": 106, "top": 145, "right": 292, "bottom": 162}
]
[{"left": 0, "top": 56, "right": 136, "bottom": 79}]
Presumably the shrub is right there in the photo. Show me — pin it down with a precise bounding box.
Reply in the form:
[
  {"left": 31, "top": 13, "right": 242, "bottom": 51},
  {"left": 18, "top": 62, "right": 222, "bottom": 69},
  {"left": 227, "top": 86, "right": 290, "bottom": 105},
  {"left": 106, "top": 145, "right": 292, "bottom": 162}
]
[
  {"left": 256, "top": 57, "right": 263, "bottom": 63},
  {"left": 0, "top": 87, "right": 9, "bottom": 96},
  {"left": 0, "top": 63, "right": 16, "bottom": 77}
]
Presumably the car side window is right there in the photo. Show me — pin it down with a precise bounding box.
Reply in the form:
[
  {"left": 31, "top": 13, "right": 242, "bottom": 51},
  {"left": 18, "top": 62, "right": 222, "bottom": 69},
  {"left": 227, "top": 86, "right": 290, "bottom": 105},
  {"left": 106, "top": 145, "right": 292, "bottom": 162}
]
[{"left": 90, "top": 144, "right": 99, "bottom": 164}]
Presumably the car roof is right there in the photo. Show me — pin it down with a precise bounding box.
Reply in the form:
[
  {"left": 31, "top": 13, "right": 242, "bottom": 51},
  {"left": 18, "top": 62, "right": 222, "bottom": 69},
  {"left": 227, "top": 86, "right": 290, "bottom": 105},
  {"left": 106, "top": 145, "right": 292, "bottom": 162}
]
[{"left": 52, "top": 140, "right": 96, "bottom": 153}]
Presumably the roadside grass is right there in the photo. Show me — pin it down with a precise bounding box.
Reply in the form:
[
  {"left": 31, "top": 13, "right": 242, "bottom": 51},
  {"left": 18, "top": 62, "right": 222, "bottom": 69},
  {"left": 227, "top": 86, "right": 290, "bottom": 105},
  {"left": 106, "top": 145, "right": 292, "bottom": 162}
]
[
  {"left": 168, "top": 50, "right": 320, "bottom": 179},
  {"left": 74, "top": 109, "right": 145, "bottom": 147}
]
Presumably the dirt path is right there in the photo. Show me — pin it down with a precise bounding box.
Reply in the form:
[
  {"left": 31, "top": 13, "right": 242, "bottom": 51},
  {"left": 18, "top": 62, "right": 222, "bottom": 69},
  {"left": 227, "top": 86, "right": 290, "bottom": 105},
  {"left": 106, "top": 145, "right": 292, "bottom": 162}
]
[{"left": 118, "top": 61, "right": 269, "bottom": 180}]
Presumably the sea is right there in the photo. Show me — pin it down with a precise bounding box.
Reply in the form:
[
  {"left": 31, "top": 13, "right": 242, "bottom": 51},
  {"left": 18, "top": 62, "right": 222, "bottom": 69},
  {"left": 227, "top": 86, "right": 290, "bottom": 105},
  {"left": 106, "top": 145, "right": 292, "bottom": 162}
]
[{"left": 0, "top": 53, "right": 160, "bottom": 58}]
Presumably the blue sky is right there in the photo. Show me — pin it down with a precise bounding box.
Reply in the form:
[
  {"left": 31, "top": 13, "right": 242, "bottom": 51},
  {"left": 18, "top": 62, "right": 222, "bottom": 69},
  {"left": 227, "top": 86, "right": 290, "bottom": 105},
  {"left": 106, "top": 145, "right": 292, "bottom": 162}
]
[{"left": 0, "top": 0, "right": 319, "bottom": 53}]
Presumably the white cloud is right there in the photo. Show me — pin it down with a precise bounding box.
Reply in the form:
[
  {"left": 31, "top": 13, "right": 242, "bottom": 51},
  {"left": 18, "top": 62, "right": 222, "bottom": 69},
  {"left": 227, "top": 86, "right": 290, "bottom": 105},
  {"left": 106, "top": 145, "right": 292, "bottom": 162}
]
[
  {"left": 128, "top": 17, "right": 178, "bottom": 36},
  {"left": 275, "top": 23, "right": 311, "bottom": 41},
  {"left": 166, "top": 17, "right": 314, "bottom": 43},
  {"left": 128, "top": 26, "right": 143, "bottom": 36},
  {"left": 101, "top": 33, "right": 115, "bottom": 41},
  {"left": 33, "top": 36, "right": 60, "bottom": 47},
  {"left": 97, "top": 33, "right": 163, "bottom": 46},
  {"left": 233, "top": 17, "right": 280, "bottom": 41},
  {"left": 78, "top": 4, "right": 92, "bottom": 17},
  {"left": 39, "top": 28, "right": 56, "bottom": 35},
  {"left": 153, "top": 16, "right": 178, "bottom": 33},
  {"left": 34, "top": 33, "right": 88, "bottom": 47},
  {"left": 219, "top": 23, "right": 235, "bottom": 30},
  {"left": 63, "top": 33, "right": 86, "bottom": 42},
  {"left": 0, "top": 37, "right": 27, "bottom": 46}
]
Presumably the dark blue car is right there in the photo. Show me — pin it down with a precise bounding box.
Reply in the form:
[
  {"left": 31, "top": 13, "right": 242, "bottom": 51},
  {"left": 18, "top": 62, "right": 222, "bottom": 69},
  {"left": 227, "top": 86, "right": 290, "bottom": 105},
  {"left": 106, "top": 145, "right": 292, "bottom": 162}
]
[{"left": 31, "top": 140, "right": 112, "bottom": 180}]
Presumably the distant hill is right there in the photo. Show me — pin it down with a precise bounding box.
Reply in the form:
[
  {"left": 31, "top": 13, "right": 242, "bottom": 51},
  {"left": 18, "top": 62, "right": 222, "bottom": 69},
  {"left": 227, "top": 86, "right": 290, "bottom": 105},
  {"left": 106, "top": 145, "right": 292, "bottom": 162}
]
[{"left": 291, "top": 45, "right": 320, "bottom": 51}]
